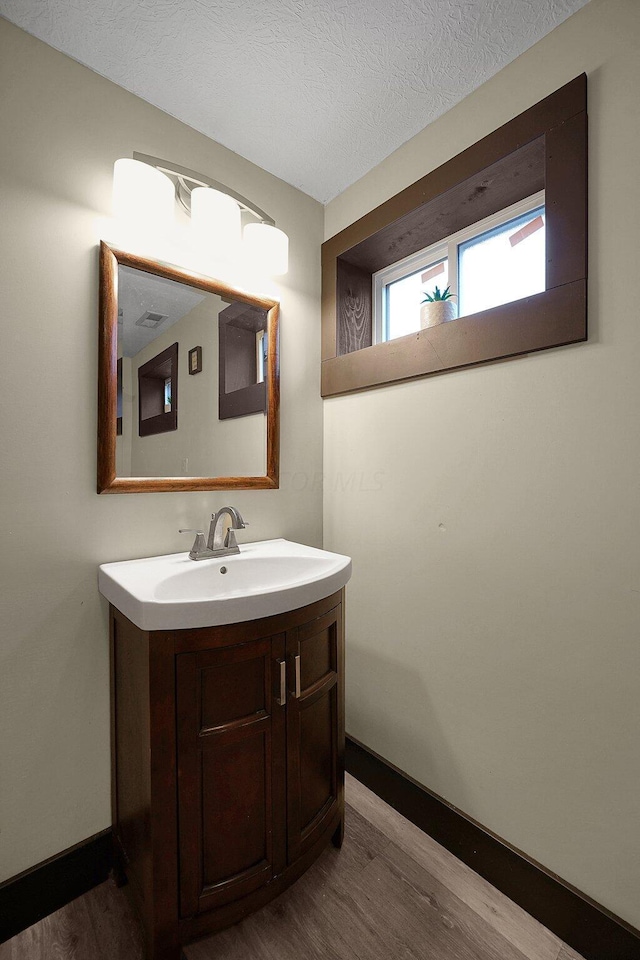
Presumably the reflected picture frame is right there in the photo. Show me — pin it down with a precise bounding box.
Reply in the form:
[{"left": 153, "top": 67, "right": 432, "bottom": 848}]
[{"left": 188, "top": 345, "right": 202, "bottom": 375}]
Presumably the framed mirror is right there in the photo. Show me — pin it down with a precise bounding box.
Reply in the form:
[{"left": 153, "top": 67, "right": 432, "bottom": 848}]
[{"left": 98, "top": 242, "right": 280, "bottom": 493}]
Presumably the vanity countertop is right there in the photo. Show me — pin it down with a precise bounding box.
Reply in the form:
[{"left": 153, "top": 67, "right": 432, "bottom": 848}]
[{"left": 99, "top": 538, "right": 351, "bottom": 630}]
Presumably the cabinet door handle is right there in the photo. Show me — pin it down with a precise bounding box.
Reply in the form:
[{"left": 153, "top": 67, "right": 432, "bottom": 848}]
[
  {"left": 276, "top": 660, "right": 286, "bottom": 706},
  {"left": 294, "top": 655, "right": 301, "bottom": 699}
]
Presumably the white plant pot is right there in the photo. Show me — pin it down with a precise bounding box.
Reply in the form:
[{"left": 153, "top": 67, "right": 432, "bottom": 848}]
[{"left": 420, "top": 299, "right": 457, "bottom": 329}]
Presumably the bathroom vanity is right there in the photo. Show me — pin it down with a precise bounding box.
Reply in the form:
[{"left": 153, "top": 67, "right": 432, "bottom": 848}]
[{"left": 101, "top": 539, "right": 351, "bottom": 960}]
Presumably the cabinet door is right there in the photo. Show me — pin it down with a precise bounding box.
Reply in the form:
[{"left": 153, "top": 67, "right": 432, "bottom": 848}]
[
  {"left": 176, "top": 635, "right": 287, "bottom": 918},
  {"left": 286, "top": 604, "right": 342, "bottom": 863}
]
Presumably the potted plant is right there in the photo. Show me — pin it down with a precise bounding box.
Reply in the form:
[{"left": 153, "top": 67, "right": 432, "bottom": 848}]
[{"left": 420, "top": 285, "right": 457, "bottom": 329}]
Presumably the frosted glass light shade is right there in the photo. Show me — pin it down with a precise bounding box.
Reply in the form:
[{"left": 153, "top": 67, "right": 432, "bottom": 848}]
[
  {"left": 190, "top": 187, "right": 242, "bottom": 263},
  {"left": 243, "top": 223, "right": 289, "bottom": 276},
  {"left": 112, "top": 159, "right": 174, "bottom": 230}
]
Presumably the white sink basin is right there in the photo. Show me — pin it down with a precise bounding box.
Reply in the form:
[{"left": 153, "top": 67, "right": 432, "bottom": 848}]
[{"left": 99, "top": 538, "right": 352, "bottom": 630}]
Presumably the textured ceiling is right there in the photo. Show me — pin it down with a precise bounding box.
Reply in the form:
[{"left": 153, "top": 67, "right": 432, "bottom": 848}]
[
  {"left": 118, "top": 265, "right": 208, "bottom": 358},
  {"left": 0, "top": 0, "right": 590, "bottom": 202}
]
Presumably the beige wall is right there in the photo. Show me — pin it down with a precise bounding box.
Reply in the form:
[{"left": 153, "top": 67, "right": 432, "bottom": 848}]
[
  {"left": 0, "top": 17, "right": 323, "bottom": 882},
  {"left": 115, "top": 355, "right": 133, "bottom": 477},
  {"left": 324, "top": 0, "right": 640, "bottom": 929}
]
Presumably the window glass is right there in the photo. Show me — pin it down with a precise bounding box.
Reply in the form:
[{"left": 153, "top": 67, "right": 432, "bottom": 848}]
[
  {"left": 256, "top": 330, "right": 266, "bottom": 384},
  {"left": 458, "top": 207, "right": 545, "bottom": 317},
  {"left": 385, "top": 259, "right": 448, "bottom": 341}
]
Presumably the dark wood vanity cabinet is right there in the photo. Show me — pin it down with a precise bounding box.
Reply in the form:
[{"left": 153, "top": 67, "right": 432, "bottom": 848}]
[{"left": 110, "top": 590, "right": 344, "bottom": 960}]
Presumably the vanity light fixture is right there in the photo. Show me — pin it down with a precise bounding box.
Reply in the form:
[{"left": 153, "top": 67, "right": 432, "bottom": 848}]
[
  {"left": 244, "top": 222, "right": 289, "bottom": 279},
  {"left": 112, "top": 153, "right": 289, "bottom": 276},
  {"left": 112, "top": 158, "right": 175, "bottom": 232},
  {"left": 190, "top": 186, "right": 242, "bottom": 265}
]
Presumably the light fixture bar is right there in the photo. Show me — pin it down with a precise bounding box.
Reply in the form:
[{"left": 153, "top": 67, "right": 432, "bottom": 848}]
[{"left": 132, "top": 152, "right": 276, "bottom": 226}]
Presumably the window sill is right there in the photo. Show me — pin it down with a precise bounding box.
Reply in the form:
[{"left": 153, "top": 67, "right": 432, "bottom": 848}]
[{"left": 321, "top": 281, "right": 586, "bottom": 396}]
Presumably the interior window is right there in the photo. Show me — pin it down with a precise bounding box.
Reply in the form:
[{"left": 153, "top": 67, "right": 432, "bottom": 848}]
[
  {"left": 256, "top": 329, "right": 266, "bottom": 384},
  {"left": 385, "top": 259, "right": 449, "bottom": 342},
  {"left": 458, "top": 207, "right": 545, "bottom": 317},
  {"left": 374, "top": 193, "right": 545, "bottom": 344}
]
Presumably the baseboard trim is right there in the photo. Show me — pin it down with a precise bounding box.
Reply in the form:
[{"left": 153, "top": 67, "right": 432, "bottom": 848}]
[
  {"left": 345, "top": 735, "right": 640, "bottom": 960},
  {"left": 0, "top": 829, "right": 113, "bottom": 944}
]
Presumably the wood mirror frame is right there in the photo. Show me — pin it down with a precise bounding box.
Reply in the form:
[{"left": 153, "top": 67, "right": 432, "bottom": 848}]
[{"left": 98, "top": 241, "right": 280, "bottom": 493}]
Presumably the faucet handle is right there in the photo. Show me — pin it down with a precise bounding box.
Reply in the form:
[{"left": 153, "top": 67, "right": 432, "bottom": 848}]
[
  {"left": 225, "top": 529, "right": 239, "bottom": 550},
  {"left": 179, "top": 529, "right": 207, "bottom": 560}
]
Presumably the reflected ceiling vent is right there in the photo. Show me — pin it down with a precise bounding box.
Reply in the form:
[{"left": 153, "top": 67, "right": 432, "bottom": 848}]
[{"left": 135, "top": 310, "right": 168, "bottom": 328}]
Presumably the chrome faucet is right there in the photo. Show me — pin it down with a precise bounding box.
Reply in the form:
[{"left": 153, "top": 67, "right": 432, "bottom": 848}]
[
  {"left": 208, "top": 506, "right": 247, "bottom": 555},
  {"left": 180, "top": 506, "right": 247, "bottom": 560}
]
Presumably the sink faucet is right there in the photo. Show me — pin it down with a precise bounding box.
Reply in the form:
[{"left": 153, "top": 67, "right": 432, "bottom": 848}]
[
  {"left": 179, "top": 506, "right": 247, "bottom": 560},
  {"left": 208, "top": 506, "right": 247, "bottom": 555}
]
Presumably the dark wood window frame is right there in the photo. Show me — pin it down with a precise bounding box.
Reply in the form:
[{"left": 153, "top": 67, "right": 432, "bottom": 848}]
[
  {"left": 218, "top": 301, "right": 268, "bottom": 420},
  {"left": 321, "top": 75, "right": 587, "bottom": 397},
  {"left": 116, "top": 357, "right": 123, "bottom": 436},
  {"left": 137, "top": 342, "right": 178, "bottom": 437}
]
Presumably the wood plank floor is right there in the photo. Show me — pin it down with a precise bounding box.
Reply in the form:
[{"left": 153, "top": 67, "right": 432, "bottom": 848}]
[{"left": 0, "top": 774, "right": 585, "bottom": 960}]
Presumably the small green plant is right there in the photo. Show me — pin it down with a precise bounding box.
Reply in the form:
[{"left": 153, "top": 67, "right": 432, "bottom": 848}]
[{"left": 421, "top": 285, "right": 455, "bottom": 303}]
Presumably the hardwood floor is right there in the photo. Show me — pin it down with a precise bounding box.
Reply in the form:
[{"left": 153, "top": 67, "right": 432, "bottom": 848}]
[
  {"left": 0, "top": 774, "right": 585, "bottom": 960},
  {"left": 0, "top": 880, "right": 144, "bottom": 960}
]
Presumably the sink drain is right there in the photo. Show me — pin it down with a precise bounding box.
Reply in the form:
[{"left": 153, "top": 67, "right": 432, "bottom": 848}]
[{"left": 219, "top": 566, "right": 228, "bottom": 575}]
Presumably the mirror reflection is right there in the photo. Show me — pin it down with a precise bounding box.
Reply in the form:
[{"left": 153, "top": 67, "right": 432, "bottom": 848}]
[{"left": 115, "top": 265, "right": 268, "bottom": 479}]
